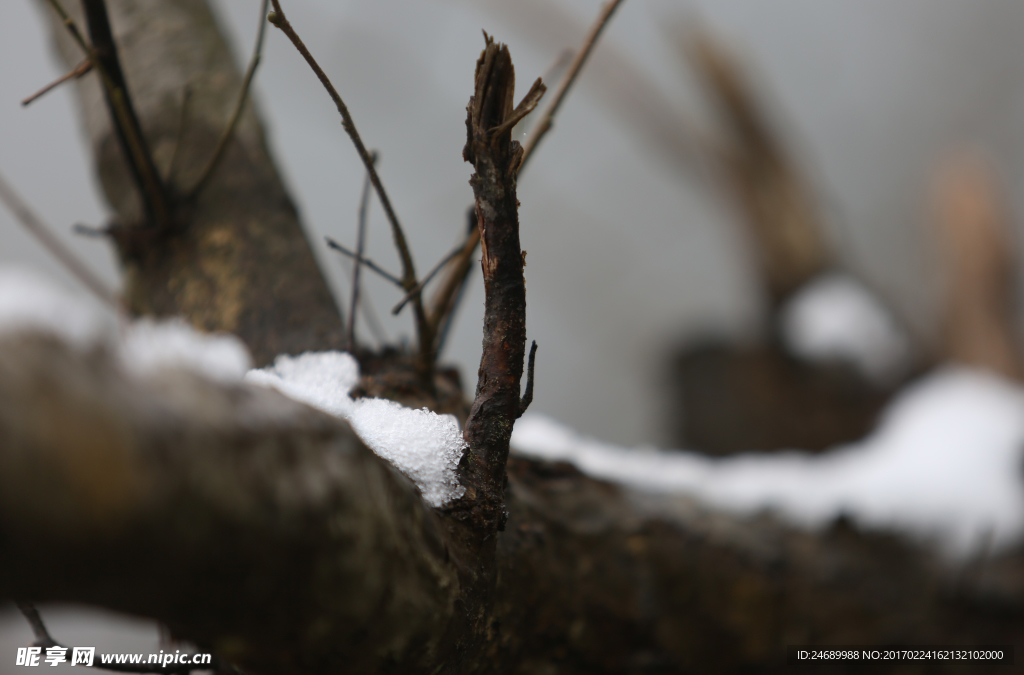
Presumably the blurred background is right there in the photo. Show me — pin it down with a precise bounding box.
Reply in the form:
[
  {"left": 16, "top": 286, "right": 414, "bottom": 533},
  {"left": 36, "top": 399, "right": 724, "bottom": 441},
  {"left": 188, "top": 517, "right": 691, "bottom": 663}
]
[
  {"left": 4, "top": 0, "right": 1024, "bottom": 446},
  {"left": 5, "top": 0, "right": 1024, "bottom": 666}
]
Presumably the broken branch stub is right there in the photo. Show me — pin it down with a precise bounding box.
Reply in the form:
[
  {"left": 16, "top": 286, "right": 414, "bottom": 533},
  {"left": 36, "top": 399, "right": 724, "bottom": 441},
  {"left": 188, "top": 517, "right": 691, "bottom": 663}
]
[{"left": 458, "top": 36, "right": 545, "bottom": 532}]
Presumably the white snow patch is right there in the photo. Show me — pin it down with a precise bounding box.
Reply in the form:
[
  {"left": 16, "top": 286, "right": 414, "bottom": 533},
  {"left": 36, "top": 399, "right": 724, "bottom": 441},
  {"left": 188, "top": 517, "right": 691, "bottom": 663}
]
[
  {"left": 781, "top": 273, "right": 911, "bottom": 384},
  {"left": 245, "top": 352, "right": 467, "bottom": 507},
  {"left": 512, "top": 367, "right": 1024, "bottom": 556}
]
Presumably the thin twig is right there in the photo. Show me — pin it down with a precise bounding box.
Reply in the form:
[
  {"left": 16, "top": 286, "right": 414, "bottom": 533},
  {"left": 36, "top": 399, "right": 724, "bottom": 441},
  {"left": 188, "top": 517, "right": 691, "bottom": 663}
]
[
  {"left": 392, "top": 243, "right": 464, "bottom": 316},
  {"left": 16, "top": 602, "right": 218, "bottom": 674},
  {"left": 45, "top": 0, "right": 171, "bottom": 231},
  {"left": 518, "top": 340, "right": 538, "bottom": 417},
  {"left": 518, "top": 0, "right": 627, "bottom": 173},
  {"left": 15, "top": 602, "right": 58, "bottom": 649},
  {"left": 325, "top": 237, "right": 403, "bottom": 288},
  {"left": 267, "top": 1, "right": 431, "bottom": 368},
  {"left": 0, "top": 170, "right": 120, "bottom": 308},
  {"left": 429, "top": 3, "right": 625, "bottom": 343},
  {"left": 187, "top": 0, "right": 269, "bottom": 200},
  {"left": 427, "top": 225, "right": 479, "bottom": 340},
  {"left": 21, "top": 58, "right": 92, "bottom": 106},
  {"left": 348, "top": 150, "right": 378, "bottom": 351}
]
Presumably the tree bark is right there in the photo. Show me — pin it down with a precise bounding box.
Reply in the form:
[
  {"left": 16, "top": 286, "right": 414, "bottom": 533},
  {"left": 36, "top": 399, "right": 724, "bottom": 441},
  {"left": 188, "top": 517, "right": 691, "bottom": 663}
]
[
  {"left": 40, "top": 0, "right": 343, "bottom": 365},
  {"left": 1, "top": 331, "right": 1023, "bottom": 674}
]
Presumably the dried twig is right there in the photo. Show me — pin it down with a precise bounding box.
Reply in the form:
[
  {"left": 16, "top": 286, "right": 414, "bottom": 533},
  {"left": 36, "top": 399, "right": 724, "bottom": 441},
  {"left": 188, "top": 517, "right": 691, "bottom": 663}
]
[
  {"left": 21, "top": 58, "right": 92, "bottom": 106},
  {"left": 325, "top": 237, "right": 403, "bottom": 288},
  {"left": 392, "top": 242, "right": 464, "bottom": 316},
  {"left": 187, "top": 0, "right": 270, "bottom": 199},
  {"left": 428, "top": 2, "right": 624, "bottom": 347},
  {"left": 45, "top": 0, "right": 171, "bottom": 231},
  {"left": 518, "top": 0, "right": 626, "bottom": 173},
  {"left": 457, "top": 36, "right": 544, "bottom": 532},
  {"left": 0, "top": 170, "right": 120, "bottom": 308},
  {"left": 267, "top": 1, "right": 431, "bottom": 372},
  {"left": 348, "top": 150, "right": 377, "bottom": 351}
]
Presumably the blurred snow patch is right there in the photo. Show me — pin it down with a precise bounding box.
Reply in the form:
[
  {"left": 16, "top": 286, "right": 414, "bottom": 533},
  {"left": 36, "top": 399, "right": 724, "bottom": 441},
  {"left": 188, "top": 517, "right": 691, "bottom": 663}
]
[
  {"left": 512, "top": 367, "right": 1024, "bottom": 556},
  {"left": 120, "top": 318, "right": 251, "bottom": 383},
  {"left": 0, "top": 266, "right": 108, "bottom": 346},
  {"left": 0, "top": 266, "right": 252, "bottom": 383},
  {"left": 246, "top": 352, "right": 467, "bottom": 507},
  {"left": 781, "top": 273, "right": 911, "bottom": 384}
]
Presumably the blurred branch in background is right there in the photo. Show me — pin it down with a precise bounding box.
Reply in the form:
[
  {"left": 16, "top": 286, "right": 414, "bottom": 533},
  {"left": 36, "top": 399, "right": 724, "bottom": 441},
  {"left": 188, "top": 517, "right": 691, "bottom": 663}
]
[
  {"left": 662, "top": 29, "right": 909, "bottom": 455},
  {"left": 933, "top": 148, "right": 1023, "bottom": 380}
]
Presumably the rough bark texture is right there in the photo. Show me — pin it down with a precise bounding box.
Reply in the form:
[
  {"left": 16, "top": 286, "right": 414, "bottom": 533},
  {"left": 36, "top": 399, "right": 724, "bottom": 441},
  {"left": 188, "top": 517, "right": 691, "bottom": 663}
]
[
  {"left": 0, "top": 333, "right": 458, "bottom": 674},
  {"left": 41, "top": 0, "right": 343, "bottom": 365},
  {"left": 457, "top": 37, "right": 544, "bottom": 533},
  {"left": 1, "top": 331, "right": 1022, "bottom": 675}
]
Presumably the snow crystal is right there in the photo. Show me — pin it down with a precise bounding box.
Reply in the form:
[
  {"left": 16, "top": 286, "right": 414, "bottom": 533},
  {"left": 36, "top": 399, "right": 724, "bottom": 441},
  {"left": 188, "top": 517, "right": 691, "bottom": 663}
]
[
  {"left": 780, "top": 273, "right": 911, "bottom": 384},
  {"left": 512, "top": 367, "right": 1024, "bottom": 556},
  {"left": 245, "top": 352, "right": 467, "bottom": 507}
]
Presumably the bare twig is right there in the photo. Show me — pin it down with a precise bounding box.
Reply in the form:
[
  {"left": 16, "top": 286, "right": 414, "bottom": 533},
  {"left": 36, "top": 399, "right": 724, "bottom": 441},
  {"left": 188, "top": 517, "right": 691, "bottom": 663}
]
[
  {"left": 457, "top": 36, "right": 542, "bottom": 532},
  {"left": 391, "top": 242, "right": 464, "bottom": 316},
  {"left": 348, "top": 150, "right": 378, "bottom": 351},
  {"left": 0, "top": 170, "right": 120, "bottom": 308},
  {"left": 21, "top": 58, "right": 92, "bottom": 106},
  {"left": 89, "top": 0, "right": 171, "bottom": 229},
  {"left": 15, "top": 602, "right": 218, "bottom": 674},
  {"left": 267, "top": 1, "right": 431, "bottom": 373},
  {"left": 518, "top": 0, "right": 627, "bottom": 173},
  {"left": 44, "top": 0, "right": 171, "bottom": 231},
  {"left": 518, "top": 340, "right": 537, "bottom": 417},
  {"left": 429, "top": 2, "right": 624, "bottom": 345},
  {"left": 187, "top": 0, "right": 269, "bottom": 199},
  {"left": 325, "top": 237, "right": 403, "bottom": 288},
  {"left": 427, "top": 209, "right": 481, "bottom": 338}
]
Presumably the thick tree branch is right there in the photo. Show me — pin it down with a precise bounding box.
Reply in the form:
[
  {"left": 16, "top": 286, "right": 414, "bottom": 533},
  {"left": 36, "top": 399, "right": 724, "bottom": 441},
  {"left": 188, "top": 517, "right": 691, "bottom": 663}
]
[
  {"left": 40, "top": 0, "right": 345, "bottom": 364},
  {"left": 0, "top": 332, "right": 458, "bottom": 675},
  {"left": 2, "top": 331, "right": 1023, "bottom": 674}
]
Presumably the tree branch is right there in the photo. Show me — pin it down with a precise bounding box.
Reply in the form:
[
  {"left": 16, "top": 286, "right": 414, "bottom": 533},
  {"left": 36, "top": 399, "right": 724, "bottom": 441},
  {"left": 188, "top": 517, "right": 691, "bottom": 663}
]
[
  {"left": 77, "top": 0, "right": 172, "bottom": 231},
  {"left": 186, "top": 0, "right": 270, "bottom": 200},
  {"left": 455, "top": 36, "right": 545, "bottom": 533},
  {"left": 0, "top": 169, "right": 120, "bottom": 308},
  {"left": 0, "top": 333, "right": 458, "bottom": 674},
  {"left": 266, "top": 1, "right": 432, "bottom": 378},
  {"left": 21, "top": 57, "right": 92, "bottom": 106}
]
